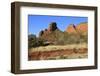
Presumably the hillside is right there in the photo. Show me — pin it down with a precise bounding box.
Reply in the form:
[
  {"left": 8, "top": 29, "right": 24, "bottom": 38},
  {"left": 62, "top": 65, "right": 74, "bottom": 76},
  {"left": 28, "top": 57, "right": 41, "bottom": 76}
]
[{"left": 38, "top": 22, "right": 88, "bottom": 45}]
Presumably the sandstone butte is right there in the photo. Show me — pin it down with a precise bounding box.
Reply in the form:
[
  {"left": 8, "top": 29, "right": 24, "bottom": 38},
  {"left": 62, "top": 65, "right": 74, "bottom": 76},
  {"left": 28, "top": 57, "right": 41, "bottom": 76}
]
[{"left": 66, "top": 22, "right": 88, "bottom": 34}]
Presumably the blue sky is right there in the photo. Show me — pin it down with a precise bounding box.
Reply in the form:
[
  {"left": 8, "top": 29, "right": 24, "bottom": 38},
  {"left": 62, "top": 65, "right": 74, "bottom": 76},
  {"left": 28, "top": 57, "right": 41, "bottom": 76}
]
[{"left": 28, "top": 15, "right": 88, "bottom": 37}]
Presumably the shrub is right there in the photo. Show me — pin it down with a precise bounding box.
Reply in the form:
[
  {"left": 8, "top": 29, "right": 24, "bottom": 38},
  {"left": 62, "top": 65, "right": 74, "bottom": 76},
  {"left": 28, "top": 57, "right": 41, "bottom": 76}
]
[
  {"left": 28, "top": 34, "right": 46, "bottom": 48},
  {"left": 28, "top": 34, "right": 37, "bottom": 48}
]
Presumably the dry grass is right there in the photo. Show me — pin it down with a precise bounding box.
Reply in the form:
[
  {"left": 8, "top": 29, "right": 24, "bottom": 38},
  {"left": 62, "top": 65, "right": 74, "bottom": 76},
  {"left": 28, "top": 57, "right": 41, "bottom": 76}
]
[{"left": 29, "top": 43, "right": 87, "bottom": 53}]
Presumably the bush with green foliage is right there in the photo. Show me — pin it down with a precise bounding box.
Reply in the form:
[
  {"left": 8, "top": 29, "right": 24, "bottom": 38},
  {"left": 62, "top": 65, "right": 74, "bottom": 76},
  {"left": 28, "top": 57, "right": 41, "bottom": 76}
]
[
  {"left": 28, "top": 34, "right": 37, "bottom": 48},
  {"left": 55, "top": 32, "right": 87, "bottom": 45},
  {"left": 28, "top": 34, "right": 46, "bottom": 48}
]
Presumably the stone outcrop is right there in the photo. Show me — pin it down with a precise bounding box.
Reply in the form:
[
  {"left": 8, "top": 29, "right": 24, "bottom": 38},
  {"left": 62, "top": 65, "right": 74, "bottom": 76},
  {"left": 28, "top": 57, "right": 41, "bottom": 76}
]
[
  {"left": 39, "top": 22, "right": 59, "bottom": 37},
  {"left": 65, "top": 22, "right": 88, "bottom": 35},
  {"left": 48, "top": 22, "right": 58, "bottom": 31},
  {"left": 65, "top": 24, "right": 77, "bottom": 34}
]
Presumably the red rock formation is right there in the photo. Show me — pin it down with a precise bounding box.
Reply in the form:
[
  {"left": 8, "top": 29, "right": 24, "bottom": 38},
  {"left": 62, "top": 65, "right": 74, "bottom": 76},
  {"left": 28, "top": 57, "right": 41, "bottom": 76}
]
[
  {"left": 39, "top": 22, "right": 60, "bottom": 43},
  {"left": 65, "top": 22, "right": 88, "bottom": 35},
  {"left": 66, "top": 24, "right": 77, "bottom": 34},
  {"left": 77, "top": 22, "right": 88, "bottom": 33},
  {"left": 38, "top": 22, "right": 88, "bottom": 44}
]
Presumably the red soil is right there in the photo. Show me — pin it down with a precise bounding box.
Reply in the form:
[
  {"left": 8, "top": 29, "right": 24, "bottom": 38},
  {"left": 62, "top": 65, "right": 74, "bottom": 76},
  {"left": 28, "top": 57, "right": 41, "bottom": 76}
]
[{"left": 28, "top": 48, "right": 87, "bottom": 60}]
